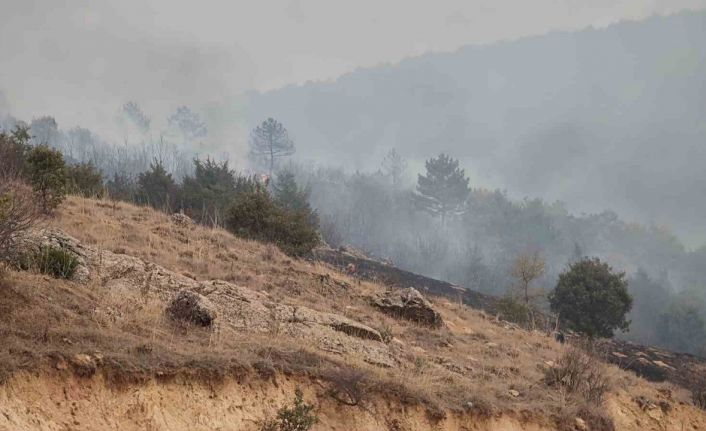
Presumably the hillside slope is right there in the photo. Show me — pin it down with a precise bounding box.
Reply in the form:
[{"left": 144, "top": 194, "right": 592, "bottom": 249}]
[{"left": 1, "top": 196, "right": 705, "bottom": 430}]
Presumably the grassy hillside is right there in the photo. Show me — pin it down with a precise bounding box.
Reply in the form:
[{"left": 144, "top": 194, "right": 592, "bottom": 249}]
[{"left": 1, "top": 196, "right": 705, "bottom": 430}]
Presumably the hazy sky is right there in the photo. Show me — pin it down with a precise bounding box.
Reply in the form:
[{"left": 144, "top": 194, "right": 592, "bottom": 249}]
[{"left": 2, "top": 0, "right": 705, "bottom": 136}]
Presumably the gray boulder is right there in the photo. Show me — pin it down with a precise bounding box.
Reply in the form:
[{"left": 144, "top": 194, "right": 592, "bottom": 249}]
[
  {"left": 373, "top": 287, "right": 443, "bottom": 328},
  {"left": 166, "top": 290, "right": 217, "bottom": 327}
]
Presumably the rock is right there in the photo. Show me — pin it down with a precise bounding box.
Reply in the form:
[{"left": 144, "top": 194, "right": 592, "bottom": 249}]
[
  {"left": 652, "top": 360, "right": 675, "bottom": 370},
  {"left": 329, "top": 321, "right": 383, "bottom": 342},
  {"left": 508, "top": 389, "right": 520, "bottom": 397},
  {"left": 612, "top": 351, "right": 628, "bottom": 359},
  {"left": 574, "top": 417, "right": 587, "bottom": 431},
  {"left": 170, "top": 212, "right": 194, "bottom": 227},
  {"left": 372, "top": 287, "right": 443, "bottom": 328},
  {"left": 166, "top": 290, "right": 217, "bottom": 327},
  {"left": 54, "top": 358, "right": 69, "bottom": 370},
  {"left": 14, "top": 229, "right": 91, "bottom": 282},
  {"left": 70, "top": 354, "right": 96, "bottom": 377}
]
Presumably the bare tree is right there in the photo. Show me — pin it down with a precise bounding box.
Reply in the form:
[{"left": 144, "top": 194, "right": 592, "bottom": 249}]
[
  {"left": 0, "top": 180, "right": 39, "bottom": 263},
  {"left": 249, "top": 118, "right": 295, "bottom": 175},
  {"left": 0, "top": 126, "right": 30, "bottom": 179},
  {"left": 381, "top": 148, "right": 407, "bottom": 188},
  {"left": 511, "top": 250, "right": 546, "bottom": 305}
]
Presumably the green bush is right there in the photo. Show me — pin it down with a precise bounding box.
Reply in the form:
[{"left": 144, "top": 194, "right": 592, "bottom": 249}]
[
  {"left": 106, "top": 173, "right": 139, "bottom": 202},
  {"left": 179, "top": 158, "right": 241, "bottom": 224},
  {"left": 549, "top": 257, "right": 632, "bottom": 338},
  {"left": 67, "top": 162, "right": 104, "bottom": 197},
  {"left": 25, "top": 145, "right": 68, "bottom": 214},
  {"left": 0, "top": 126, "right": 31, "bottom": 179},
  {"left": 137, "top": 161, "right": 177, "bottom": 210},
  {"left": 20, "top": 246, "right": 79, "bottom": 279},
  {"left": 225, "top": 189, "right": 319, "bottom": 257},
  {"left": 260, "top": 388, "right": 318, "bottom": 431}
]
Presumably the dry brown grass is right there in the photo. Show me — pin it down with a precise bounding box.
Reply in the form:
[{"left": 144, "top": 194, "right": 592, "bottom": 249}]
[
  {"left": 544, "top": 345, "right": 612, "bottom": 404},
  {"left": 1, "top": 195, "right": 693, "bottom": 427}
]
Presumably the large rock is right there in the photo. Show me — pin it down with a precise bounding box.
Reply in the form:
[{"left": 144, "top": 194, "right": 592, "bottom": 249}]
[
  {"left": 166, "top": 290, "right": 217, "bottom": 327},
  {"left": 373, "top": 287, "right": 443, "bottom": 328}
]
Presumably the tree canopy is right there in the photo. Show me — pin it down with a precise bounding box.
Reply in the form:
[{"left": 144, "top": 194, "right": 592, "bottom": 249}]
[
  {"left": 414, "top": 153, "right": 470, "bottom": 223},
  {"left": 549, "top": 257, "right": 632, "bottom": 338},
  {"left": 249, "top": 118, "right": 295, "bottom": 175}
]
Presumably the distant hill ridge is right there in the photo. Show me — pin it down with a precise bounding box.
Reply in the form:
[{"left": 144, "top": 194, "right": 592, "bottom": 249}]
[{"left": 248, "top": 9, "right": 706, "bottom": 243}]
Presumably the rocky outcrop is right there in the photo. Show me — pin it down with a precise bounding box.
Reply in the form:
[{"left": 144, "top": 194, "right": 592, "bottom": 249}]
[
  {"left": 170, "top": 212, "right": 194, "bottom": 227},
  {"left": 12, "top": 228, "right": 91, "bottom": 282},
  {"left": 373, "top": 287, "right": 443, "bottom": 328},
  {"left": 166, "top": 290, "right": 217, "bottom": 326},
  {"left": 17, "top": 228, "right": 396, "bottom": 368}
]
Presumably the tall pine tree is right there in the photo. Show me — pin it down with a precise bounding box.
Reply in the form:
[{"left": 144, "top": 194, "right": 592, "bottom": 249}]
[
  {"left": 249, "top": 118, "right": 295, "bottom": 175},
  {"left": 414, "top": 153, "right": 470, "bottom": 223}
]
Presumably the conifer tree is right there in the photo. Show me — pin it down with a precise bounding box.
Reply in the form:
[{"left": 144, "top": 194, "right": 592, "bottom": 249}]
[{"left": 414, "top": 153, "right": 470, "bottom": 223}]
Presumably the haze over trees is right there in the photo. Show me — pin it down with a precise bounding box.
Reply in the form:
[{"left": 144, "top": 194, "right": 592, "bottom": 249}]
[
  {"left": 167, "top": 106, "right": 208, "bottom": 147},
  {"left": 381, "top": 148, "right": 407, "bottom": 188},
  {"left": 248, "top": 10, "right": 706, "bottom": 245},
  {"left": 249, "top": 118, "right": 295, "bottom": 175},
  {"left": 414, "top": 153, "right": 470, "bottom": 223}
]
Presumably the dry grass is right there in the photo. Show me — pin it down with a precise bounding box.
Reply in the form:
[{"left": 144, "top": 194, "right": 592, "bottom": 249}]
[
  {"left": 544, "top": 345, "right": 613, "bottom": 404},
  {"left": 0, "top": 195, "right": 690, "bottom": 426}
]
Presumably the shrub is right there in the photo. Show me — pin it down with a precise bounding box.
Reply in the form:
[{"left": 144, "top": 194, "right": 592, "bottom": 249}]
[
  {"left": 549, "top": 258, "right": 632, "bottom": 338},
  {"left": 692, "top": 378, "right": 706, "bottom": 410},
  {"left": 20, "top": 246, "right": 79, "bottom": 279},
  {"left": 378, "top": 324, "right": 394, "bottom": 344},
  {"left": 555, "top": 403, "right": 615, "bottom": 431},
  {"left": 67, "top": 162, "right": 104, "bottom": 197},
  {"left": 25, "top": 145, "right": 68, "bottom": 214},
  {"left": 225, "top": 189, "right": 319, "bottom": 256},
  {"left": 496, "top": 296, "right": 533, "bottom": 327},
  {"left": 273, "top": 171, "right": 317, "bottom": 221},
  {"left": 106, "top": 173, "right": 139, "bottom": 202},
  {"left": 137, "top": 161, "right": 178, "bottom": 210},
  {"left": 0, "top": 126, "right": 31, "bottom": 179},
  {"left": 544, "top": 347, "right": 611, "bottom": 404},
  {"left": 322, "top": 366, "right": 370, "bottom": 406},
  {"left": 0, "top": 181, "right": 39, "bottom": 262},
  {"left": 261, "top": 388, "right": 318, "bottom": 431},
  {"left": 180, "top": 158, "right": 239, "bottom": 225}
]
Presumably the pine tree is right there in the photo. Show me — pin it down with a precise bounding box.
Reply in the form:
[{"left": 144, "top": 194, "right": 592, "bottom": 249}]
[
  {"left": 180, "top": 158, "right": 237, "bottom": 224},
  {"left": 249, "top": 118, "right": 295, "bottom": 175},
  {"left": 414, "top": 153, "right": 470, "bottom": 223},
  {"left": 273, "top": 170, "right": 319, "bottom": 226}
]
